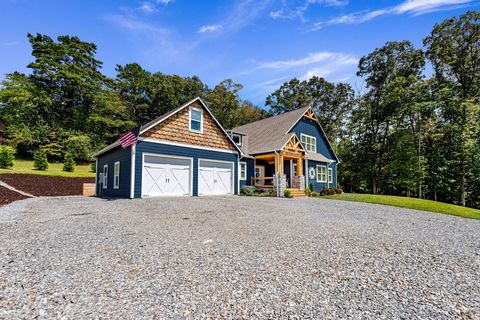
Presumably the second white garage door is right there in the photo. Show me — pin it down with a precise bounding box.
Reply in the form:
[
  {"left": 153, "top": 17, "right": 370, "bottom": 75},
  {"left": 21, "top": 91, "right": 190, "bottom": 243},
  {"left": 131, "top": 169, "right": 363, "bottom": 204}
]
[
  {"left": 198, "top": 160, "right": 234, "bottom": 195},
  {"left": 142, "top": 154, "right": 192, "bottom": 197}
]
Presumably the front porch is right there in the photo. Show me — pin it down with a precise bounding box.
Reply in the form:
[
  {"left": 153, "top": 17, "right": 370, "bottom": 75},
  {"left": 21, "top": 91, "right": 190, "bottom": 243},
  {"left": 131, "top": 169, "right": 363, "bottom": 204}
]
[{"left": 250, "top": 135, "right": 307, "bottom": 196}]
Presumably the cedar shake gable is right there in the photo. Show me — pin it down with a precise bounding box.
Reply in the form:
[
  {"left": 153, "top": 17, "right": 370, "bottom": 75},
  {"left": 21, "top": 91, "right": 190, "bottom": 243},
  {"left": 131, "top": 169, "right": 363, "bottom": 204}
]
[{"left": 140, "top": 98, "right": 240, "bottom": 152}]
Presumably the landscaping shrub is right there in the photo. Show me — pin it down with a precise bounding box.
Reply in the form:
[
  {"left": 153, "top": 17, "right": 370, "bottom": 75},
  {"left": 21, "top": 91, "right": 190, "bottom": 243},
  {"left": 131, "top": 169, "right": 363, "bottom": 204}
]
[
  {"left": 335, "top": 188, "right": 343, "bottom": 194},
  {"left": 63, "top": 152, "right": 76, "bottom": 172},
  {"left": 0, "top": 146, "right": 15, "bottom": 169},
  {"left": 64, "top": 134, "right": 93, "bottom": 162},
  {"left": 326, "top": 188, "right": 336, "bottom": 195},
  {"left": 33, "top": 149, "right": 48, "bottom": 170},
  {"left": 284, "top": 189, "right": 292, "bottom": 198},
  {"left": 241, "top": 185, "right": 255, "bottom": 196},
  {"left": 311, "top": 192, "right": 320, "bottom": 197},
  {"left": 305, "top": 187, "right": 312, "bottom": 197}
]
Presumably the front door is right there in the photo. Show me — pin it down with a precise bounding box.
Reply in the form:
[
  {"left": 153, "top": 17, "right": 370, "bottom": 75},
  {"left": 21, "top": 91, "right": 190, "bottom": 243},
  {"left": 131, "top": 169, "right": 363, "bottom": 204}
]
[{"left": 254, "top": 165, "right": 265, "bottom": 185}]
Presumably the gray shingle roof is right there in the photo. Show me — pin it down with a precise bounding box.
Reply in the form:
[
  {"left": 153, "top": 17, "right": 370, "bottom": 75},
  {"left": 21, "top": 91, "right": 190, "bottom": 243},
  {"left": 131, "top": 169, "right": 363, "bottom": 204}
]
[{"left": 232, "top": 107, "right": 310, "bottom": 155}]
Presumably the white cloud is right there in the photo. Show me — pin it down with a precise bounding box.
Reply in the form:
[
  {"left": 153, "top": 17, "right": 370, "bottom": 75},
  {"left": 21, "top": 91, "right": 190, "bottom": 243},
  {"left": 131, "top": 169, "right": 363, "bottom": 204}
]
[
  {"left": 197, "top": 24, "right": 223, "bottom": 33},
  {"left": 249, "top": 51, "right": 358, "bottom": 93},
  {"left": 270, "top": 0, "right": 348, "bottom": 20},
  {"left": 312, "top": 0, "right": 474, "bottom": 29},
  {"left": 259, "top": 51, "right": 357, "bottom": 69},
  {"left": 156, "top": 0, "right": 173, "bottom": 4},
  {"left": 138, "top": 2, "right": 158, "bottom": 14}
]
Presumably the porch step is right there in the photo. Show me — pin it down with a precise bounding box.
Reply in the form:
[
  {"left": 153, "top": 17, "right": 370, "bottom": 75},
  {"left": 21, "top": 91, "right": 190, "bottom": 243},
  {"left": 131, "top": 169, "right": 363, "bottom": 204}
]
[{"left": 286, "top": 188, "right": 306, "bottom": 198}]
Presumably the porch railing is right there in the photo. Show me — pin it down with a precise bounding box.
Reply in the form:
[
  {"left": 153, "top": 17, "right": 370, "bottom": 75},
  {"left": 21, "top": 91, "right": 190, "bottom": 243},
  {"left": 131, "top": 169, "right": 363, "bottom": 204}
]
[{"left": 251, "top": 176, "right": 274, "bottom": 188}]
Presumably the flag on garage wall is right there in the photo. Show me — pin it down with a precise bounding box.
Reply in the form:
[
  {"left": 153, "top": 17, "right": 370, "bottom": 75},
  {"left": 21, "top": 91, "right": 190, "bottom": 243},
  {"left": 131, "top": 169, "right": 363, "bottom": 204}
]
[{"left": 117, "top": 126, "right": 140, "bottom": 149}]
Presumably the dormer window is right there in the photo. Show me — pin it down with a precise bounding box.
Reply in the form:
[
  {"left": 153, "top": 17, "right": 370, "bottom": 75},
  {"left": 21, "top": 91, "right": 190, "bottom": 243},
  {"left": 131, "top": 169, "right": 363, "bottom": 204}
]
[
  {"left": 189, "top": 107, "right": 203, "bottom": 133},
  {"left": 231, "top": 133, "right": 242, "bottom": 147}
]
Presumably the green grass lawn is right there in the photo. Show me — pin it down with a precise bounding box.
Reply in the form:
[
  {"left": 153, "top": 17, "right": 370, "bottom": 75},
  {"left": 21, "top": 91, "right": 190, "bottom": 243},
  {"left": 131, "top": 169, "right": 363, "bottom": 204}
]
[
  {"left": 0, "top": 159, "right": 95, "bottom": 178},
  {"left": 324, "top": 193, "right": 480, "bottom": 220}
]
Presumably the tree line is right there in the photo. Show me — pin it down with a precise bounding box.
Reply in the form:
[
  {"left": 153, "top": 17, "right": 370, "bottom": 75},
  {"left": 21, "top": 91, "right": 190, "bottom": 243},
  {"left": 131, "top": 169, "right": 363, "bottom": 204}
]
[
  {"left": 266, "top": 11, "right": 480, "bottom": 208},
  {"left": 0, "top": 34, "right": 266, "bottom": 163},
  {"left": 0, "top": 11, "right": 478, "bottom": 208}
]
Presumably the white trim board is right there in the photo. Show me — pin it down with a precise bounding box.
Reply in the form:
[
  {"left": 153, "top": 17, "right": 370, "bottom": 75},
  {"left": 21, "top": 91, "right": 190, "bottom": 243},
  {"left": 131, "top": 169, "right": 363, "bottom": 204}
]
[
  {"left": 138, "top": 137, "right": 240, "bottom": 154},
  {"left": 130, "top": 143, "right": 136, "bottom": 198}
]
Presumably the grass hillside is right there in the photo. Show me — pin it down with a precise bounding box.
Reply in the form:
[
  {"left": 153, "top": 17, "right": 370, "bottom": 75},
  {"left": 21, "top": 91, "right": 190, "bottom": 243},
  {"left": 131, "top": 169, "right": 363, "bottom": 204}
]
[
  {"left": 0, "top": 159, "right": 95, "bottom": 178},
  {"left": 324, "top": 193, "right": 480, "bottom": 220}
]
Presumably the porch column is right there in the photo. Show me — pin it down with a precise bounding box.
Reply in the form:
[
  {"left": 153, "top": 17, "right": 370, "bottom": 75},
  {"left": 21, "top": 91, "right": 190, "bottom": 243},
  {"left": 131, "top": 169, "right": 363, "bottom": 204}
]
[
  {"left": 296, "top": 157, "right": 303, "bottom": 176},
  {"left": 274, "top": 153, "right": 279, "bottom": 174},
  {"left": 279, "top": 154, "right": 284, "bottom": 174}
]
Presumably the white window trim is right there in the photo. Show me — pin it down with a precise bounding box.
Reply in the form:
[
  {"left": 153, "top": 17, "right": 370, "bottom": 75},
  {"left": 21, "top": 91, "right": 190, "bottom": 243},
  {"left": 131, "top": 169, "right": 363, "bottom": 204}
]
[
  {"left": 113, "top": 161, "right": 120, "bottom": 189},
  {"left": 328, "top": 167, "right": 333, "bottom": 183},
  {"left": 239, "top": 162, "right": 247, "bottom": 180},
  {"left": 300, "top": 133, "right": 317, "bottom": 153},
  {"left": 189, "top": 107, "right": 203, "bottom": 133},
  {"left": 232, "top": 133, "right": 242, "bottom": 147},
  {"left": 103, "top": 164, "right": 108, "bottom": 189},
  {"left": 316, "top": 165, "right": 327, "bottom": 183}
]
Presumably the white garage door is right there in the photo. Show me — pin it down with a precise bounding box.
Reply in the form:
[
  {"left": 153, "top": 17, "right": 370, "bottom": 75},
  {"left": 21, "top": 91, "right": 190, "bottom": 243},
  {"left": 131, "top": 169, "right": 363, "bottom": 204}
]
[
  {"left": 142, "top": 155, "right": 192, "bottom": 197},
  {"left": 198, "top": 160, "right": 234, "bottom": 195}
]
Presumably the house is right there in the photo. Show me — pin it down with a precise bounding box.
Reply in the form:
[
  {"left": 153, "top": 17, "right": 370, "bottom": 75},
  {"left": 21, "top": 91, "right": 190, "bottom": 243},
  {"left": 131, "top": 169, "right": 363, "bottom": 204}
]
[
  {"left": 93, "top": 97, "right": 243, "bottom": 198},
  {"left": 230, "top": 106, "right": 339, "bottom": 194},
  {"left": 92, "top": 97, "right": 338, "bottom": 198}
]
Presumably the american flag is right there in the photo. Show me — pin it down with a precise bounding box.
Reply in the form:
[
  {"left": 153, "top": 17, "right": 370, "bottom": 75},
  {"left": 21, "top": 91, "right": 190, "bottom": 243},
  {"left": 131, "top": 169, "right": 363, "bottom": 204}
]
[{"left": 117, "top": 127, "right": 140, "bottom": 149}]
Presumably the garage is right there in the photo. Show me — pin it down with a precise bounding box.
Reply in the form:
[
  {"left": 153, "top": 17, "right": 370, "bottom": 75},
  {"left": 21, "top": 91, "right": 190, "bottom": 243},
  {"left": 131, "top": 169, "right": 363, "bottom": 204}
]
[
  {"left": 198, "top": 160, "right": 234, "bottom": 195},
  {"left": 142, "top": 154, "right": 192, "bottom": 197}
]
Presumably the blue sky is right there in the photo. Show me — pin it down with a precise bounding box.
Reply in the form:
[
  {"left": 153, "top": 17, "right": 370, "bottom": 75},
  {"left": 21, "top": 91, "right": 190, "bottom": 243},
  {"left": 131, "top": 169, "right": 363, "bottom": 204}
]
[{"left": 0, "top": 0, "right": 478, "bottom": 106}]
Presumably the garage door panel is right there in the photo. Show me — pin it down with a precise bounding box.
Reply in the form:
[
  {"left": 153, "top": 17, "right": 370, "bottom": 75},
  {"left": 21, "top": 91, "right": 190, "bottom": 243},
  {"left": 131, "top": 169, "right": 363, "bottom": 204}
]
[
  {"left": 142, "top": 155, "right": 191, "bottom": 197},
  {"left": 198, "top": 160, "right": 233, "bottom": 195}
]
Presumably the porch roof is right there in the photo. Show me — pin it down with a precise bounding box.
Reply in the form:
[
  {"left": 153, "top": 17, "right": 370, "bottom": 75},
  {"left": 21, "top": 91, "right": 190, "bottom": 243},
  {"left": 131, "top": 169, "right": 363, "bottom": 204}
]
[{"left": 307, "top": 152, "right": 335, "bottom": 163}]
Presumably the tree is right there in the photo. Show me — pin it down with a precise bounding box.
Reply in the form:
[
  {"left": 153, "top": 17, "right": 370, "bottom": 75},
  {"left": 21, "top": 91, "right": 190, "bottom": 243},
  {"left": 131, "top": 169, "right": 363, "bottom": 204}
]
[
  {"left": 63, "top": 152, "right": 76, "bottom": 172},
  {"left": 149, "top": 73, "right": 209, "bottom": 120},
  {"left": 27, "top": 33, "right": 107, "bottom": 131},
  {"left": 265, "top": 77, "right": 355, "bottom": 147},
  {"left": 33, "top": 149, "right": 48, "bottom": 171},
  {"left": 355, "top": 41, "right": 425, "bottom": 194},
  {"left": 424, "top": 11, "right": 480, "bottom": 206},
  {"left": 265, "top": 78, "right": 310, "bottom": 114},
  {"left": 114, "top": 63, "right": 152, "bottom": 125},
  {"left": 205, "top": 79, "right": 243, "bottom": 129},
  {"left": 0, "top": 146, "right": 15, "bottom": 169}
]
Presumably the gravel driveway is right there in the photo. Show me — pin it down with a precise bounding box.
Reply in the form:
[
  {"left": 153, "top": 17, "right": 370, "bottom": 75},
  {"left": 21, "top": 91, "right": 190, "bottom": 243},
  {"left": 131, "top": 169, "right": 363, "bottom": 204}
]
[{"left": 1, "top": 196, "right": 479, "bottom": 319}]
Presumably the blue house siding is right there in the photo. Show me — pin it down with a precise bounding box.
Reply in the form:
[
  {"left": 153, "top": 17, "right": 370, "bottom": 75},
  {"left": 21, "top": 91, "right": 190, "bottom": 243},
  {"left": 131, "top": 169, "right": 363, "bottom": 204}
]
[
  {"left": 290, "top": 118, "right": 337, "bottom": 161},
  {"left": 240, "top": 158, "right": 255, "bottom": 187},
  {"left": 306, "top": 160, "right": 337, "bottom": 192},
  {"left": 134, "top": 140, "right": 239, "bottom": 197},
  {"left": 96, "top": 146, "right": 132, "bottom": 198},
  {"left": 290, "top": 117, "right": 338, "bottom": 191}
]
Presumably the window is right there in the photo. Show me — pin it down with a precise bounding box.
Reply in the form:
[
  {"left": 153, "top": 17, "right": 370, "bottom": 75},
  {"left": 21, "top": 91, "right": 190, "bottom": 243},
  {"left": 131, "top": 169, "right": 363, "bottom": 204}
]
[
  {"left": 189, "top": 107, "right": 203, "bottom": 133},
  {"left": 301, "top": 134, "right": 316, "bottom": 153},
  {"left": 328, "top": 168, "right": 333, "bottom": 183},
  {"left": 232, "top": 133, "right": 242, "bottom": 147},
  {"left": 316, "top": 165, "right": 327, "bottom": 183},
  {"left": 114, "top": 161, "right": 120, "bottom": 189},
  {"left": 103, "top": 164, "right": 108, "bottom": 189},
  {"left": 239, "top": 162, "right": 247, "bottom": 180}
]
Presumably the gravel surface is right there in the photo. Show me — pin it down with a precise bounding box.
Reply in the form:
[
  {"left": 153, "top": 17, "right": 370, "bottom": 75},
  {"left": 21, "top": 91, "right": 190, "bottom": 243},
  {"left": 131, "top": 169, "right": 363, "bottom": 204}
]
[{"left": 1, "top": 196, "right": 479, "bottom": 319}]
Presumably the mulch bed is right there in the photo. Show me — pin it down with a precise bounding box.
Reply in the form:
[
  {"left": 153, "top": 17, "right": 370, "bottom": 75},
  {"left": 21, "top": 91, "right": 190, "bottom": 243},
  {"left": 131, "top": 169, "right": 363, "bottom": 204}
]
[
  {"left": 0, "top": 174, "right": 95, "bottom": 197},
  {"left": 0, "top": 186, "right": 30, "bottom": 205}
]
